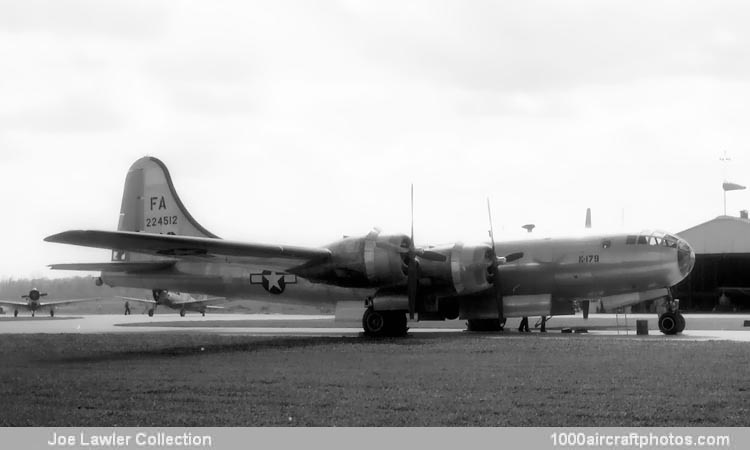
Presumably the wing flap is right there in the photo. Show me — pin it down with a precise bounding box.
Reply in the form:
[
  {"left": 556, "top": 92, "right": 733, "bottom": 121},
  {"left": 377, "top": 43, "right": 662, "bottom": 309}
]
[{"left": 49, "top": 261, "right": 177, "bottom": 272}]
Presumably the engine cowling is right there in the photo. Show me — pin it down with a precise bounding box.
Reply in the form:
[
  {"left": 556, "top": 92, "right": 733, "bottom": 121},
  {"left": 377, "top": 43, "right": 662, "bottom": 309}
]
[
  {"left": 296, "top": 230, "right": 410, "bottom": 287},
  {"left": 417, "top": 243, "right": 494, "bottom": 295}
]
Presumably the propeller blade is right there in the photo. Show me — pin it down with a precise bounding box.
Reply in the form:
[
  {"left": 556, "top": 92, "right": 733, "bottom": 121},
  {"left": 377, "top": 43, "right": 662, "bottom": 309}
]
[
  {"left": 491, "top": 264, "right": 503, "bottom": 319},
  {"left": 407, "top": 258, "right": 418, "bottom": 319},
  {"left": 504, "top": 252, "right": 524, "bottom": 263},
  {"left": 416, "top": 249, "right": 447, "bottom": 262},
  {"left": 487, "top": 198, "right": 504, "bottom": 321},
  {"left": 410, "top": 184, "right": 414, "bottom": 244}
]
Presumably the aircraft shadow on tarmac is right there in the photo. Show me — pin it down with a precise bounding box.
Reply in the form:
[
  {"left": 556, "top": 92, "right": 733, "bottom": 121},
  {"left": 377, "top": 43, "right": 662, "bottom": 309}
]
[
  {"left": 42, "top": 335, "right": 432, "bottom": 365},
  {"left": 0, "top": 316, "right": 80, "bottom": 322}
]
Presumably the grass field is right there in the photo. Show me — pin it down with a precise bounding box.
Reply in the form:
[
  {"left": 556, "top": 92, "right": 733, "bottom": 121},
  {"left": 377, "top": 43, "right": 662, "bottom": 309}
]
[{"left": 0, "top": 332, "right": 748, "bottom": 426}]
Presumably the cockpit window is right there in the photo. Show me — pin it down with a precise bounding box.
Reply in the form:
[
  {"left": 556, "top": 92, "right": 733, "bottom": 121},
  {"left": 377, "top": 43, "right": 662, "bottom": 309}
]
[
  {"left": 637, "top": 235, "right": 648, "bottom": 245},
  {"left": 648, "top": 236, "right": 662, "bottom": 246},
  {"left": 601, "top": 239, "right": 611, "bottom": 249},
  {"left": 626, "top": 235, "right": 636, "bottom": 245}
]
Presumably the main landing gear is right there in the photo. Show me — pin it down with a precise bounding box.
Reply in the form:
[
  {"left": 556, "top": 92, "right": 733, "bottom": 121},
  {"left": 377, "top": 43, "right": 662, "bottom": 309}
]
[
  {"left": 179, "top": 309, "right": 186, "bottom": 317},
  {"left": 50, "top": 310, "right": 54, "bottom": 317},
  {"left": 658, "top": 298, "right": 686, "bottom": 335},
  {"left": 362, "top": 307, "right": 408, "bottom": 337},
  {"left": 466, "top": 318, "right": 505, "bottom": 332},
  {"left": 148, "top": 308, "right": 155, "bottom": 317},
  {"left": 14, "top": 310, "right": 18, "bottom": 317}
]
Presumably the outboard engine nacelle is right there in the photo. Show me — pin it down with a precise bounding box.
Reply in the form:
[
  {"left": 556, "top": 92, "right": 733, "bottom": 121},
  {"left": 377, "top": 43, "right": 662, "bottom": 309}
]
[{"left": 294, "top": 230, "right": 410, "bottom": 287}]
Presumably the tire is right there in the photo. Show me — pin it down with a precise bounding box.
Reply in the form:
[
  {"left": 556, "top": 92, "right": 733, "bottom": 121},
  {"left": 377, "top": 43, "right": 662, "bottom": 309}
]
[
  {"left": 148, "top": 309, "right": 154, "bottom": 317},
  {"left": 362, "top": 308, "right": 386, "bottom": 336},
  {"left": 14, "top": 310, "right": 18, "bottom": 318},
  {"left": 658, "top": 312, "right": 679, "bottom": 335},
  {"left": 386, "top": 311, "right": 408, "bottom": 336},
  {"left": 466, "top": 318, "right": 502, "bottom": 332},
  {"left": 180, "top": 309, "right": 186, "bottom": 317},
  {"left": 675, "top": 312, "right": 686, "bottom": 333},
  {"left": 50, "top": 310, "right": 54, "bottom": 317}
]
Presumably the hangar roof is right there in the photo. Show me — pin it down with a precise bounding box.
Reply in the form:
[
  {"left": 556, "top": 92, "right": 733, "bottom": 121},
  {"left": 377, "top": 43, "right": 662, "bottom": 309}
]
[{"left": 678, "top": 215, "right": 750, "bottom": 254}]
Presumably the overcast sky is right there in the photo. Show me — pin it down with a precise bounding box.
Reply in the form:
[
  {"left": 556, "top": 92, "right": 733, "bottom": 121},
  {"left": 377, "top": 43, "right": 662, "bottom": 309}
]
[{"left": 2, "top": 0, "right": 750, "bottom": 279}]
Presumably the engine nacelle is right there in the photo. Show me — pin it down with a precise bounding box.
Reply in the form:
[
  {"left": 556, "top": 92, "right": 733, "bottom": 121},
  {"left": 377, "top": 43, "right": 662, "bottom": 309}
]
[
  {"left": 418, "top": 243, "right": 493, "bottom": 295},
  {"left": 296, "top": 230, "right": 409, "bottom": 287}
]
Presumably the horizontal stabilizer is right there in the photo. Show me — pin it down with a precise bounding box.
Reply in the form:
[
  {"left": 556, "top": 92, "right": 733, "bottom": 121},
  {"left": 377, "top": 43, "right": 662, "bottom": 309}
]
[
  {"left": 45, "top": 230, "right": 331, "bottom": 271},
  {"left": 48, "top": 261, "right": 177, "bottom": 272}
]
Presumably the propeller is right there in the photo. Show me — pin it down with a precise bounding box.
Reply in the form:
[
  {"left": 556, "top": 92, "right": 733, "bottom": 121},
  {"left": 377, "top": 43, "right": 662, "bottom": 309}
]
[
  {"left": 407, "top": 185, "right": 418, "bottom": 319},
  {"left": 486, "top": 199, "right": 504, "bottom": 321},
  {"left": 403, "top": 185, "right": 450, "bottom": 318}
]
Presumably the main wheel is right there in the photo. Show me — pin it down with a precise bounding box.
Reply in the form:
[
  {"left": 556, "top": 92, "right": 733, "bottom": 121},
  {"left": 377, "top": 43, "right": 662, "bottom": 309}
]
[
  {"left": 675, "top": 312, "right": 686, "bottom": 333},
  {"left": 50, "top": 310, "right": 54, "bottom": 317},
  {"left": 658, "top": 312, "right": 679, "bottom": 335},
  {"left": 466, "top": 318, "right": 503, "bottom": 332},
  {"left": 148, "top": 309, "right": 154, "bottom": 317},
  {"left": 179, "top": 309, "right": 186, "bottom": 317},
  {"left": 14, "top": 310, "right": 18, "bottom": 317},
  {"left": 362, "top": 308, "right": 386, "bottom": 336},
  {"left": 385, "top": 311, "right": 408, "bottom": 336}
]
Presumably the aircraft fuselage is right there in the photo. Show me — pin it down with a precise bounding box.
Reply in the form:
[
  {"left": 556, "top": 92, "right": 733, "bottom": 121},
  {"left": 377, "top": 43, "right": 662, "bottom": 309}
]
[{"left": 100, "top": 230, "right": 694, "bottom": 320}]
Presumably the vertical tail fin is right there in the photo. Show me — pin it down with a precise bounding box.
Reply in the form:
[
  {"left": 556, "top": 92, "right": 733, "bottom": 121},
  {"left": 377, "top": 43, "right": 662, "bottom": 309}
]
[{"left": 114, "top": 156, "right": 218, "bottom": 261}]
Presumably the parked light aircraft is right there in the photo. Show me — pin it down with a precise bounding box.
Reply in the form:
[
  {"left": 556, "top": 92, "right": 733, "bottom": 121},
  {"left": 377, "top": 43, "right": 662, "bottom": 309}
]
[
  {"left": 0, "top": 288, "right": 99, "bottom": 317},
  {"left": 45, "top": 157, "right": 695, "bottom": 336},
  {"left": 119, "top": 289, "right": 224, "bottom": 316}
]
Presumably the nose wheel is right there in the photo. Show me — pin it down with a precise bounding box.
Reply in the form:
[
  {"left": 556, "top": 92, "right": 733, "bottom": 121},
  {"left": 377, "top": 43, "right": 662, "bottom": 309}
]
[{"left": 658, "top": 297, "right": 685, "bottom": 335}]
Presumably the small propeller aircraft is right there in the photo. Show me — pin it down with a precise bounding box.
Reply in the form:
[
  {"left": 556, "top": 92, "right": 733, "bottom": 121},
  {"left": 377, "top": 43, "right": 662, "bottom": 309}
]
[
  {"left": 45, "top": 157, "right": 695, "bottom": 336},
  {"left": 0, "top": 288, "right": 99, "bottom": 317},
  {"left": 119, "top": 289, "right": 224, "bottom": 317}
]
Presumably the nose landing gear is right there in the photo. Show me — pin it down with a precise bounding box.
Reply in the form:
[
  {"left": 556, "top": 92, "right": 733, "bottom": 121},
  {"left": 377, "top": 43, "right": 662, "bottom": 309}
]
[{"left": 658, "top": 298, "right": 685, "bottom": 335}]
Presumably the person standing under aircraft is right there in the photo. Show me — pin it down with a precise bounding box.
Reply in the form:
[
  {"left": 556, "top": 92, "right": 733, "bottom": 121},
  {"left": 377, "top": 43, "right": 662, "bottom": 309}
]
[
  {"left": 518, "top": 316, "right": 530, "bottom": 332},
  {"left": 124, "top": 301, "right": 130, "bottom": 315}
]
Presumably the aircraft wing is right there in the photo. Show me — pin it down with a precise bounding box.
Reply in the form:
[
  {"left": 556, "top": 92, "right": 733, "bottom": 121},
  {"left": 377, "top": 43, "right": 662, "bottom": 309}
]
[
  {"left": 45, "top": 230, "right": 331, "bottom": 271},
  {"left": 39, "top": 298, "right": 100, "bottom": 307},
  {"left": 172, "top": 297, "right": 226, "bottom": 306},
  {"left": 117, "top": 296, "right": 157, "bottom": 305},
  {"left": 205, "top": 305, "right": 224, "bottom": 310},
  {"left": 0, "top": 300, "right": 30, "bottom": 307}
]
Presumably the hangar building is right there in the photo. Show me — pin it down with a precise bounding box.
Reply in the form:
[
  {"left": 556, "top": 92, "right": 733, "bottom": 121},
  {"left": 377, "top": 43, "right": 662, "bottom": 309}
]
[{"left": 673, "top": 212, "right": 750, "bottom": 312}]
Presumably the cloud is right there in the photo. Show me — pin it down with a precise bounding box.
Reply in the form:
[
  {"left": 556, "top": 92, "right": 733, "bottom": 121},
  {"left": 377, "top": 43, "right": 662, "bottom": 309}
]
[
  {"left": 0, "top": 0, "right": 168, "bottom": 39},
  {"left": 2, "top": 95, "right": 122, "bottom": 133}
]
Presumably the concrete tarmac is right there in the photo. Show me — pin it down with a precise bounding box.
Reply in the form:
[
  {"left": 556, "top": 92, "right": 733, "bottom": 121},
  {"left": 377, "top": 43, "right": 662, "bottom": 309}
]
[{"left": 0, "top": 312, "right": 749, "bottom": 341}]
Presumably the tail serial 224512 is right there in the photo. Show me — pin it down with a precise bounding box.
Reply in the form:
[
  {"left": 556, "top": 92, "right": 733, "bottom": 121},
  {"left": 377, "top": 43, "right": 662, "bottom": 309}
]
[{"left": 45, "top": 157, "right": 695, "bottom": 336}]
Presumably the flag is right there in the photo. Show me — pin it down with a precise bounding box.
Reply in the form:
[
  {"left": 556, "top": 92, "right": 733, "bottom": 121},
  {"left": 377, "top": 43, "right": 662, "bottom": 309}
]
[{"left": 722, "top": 181, "right": 746, "bottom": 191}]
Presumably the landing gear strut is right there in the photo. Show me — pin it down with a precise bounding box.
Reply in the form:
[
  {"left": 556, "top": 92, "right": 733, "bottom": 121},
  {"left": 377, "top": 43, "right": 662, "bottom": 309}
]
[
  {"left": 179, "top": 309, "right": 186, "bottom": 317},
  {"left": 658, "top": 297, "right": 685, "bottom": 335},
  {"left": 362, "top": 308, "right": 408, "bottom": 337},
  {"left": 14, "top": 310, "right": 18, "bottom": 317}
]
